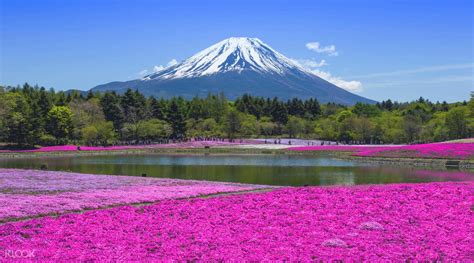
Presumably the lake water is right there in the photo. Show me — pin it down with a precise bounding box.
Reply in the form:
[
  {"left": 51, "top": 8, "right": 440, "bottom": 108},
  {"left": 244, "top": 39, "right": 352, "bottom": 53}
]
[{"left": 0, "top": 153, "right": 472, "bottom": 186}]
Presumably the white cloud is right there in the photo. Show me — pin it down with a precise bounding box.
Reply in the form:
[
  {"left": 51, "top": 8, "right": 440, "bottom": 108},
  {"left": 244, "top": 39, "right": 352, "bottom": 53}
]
[
  {"left": 137, "top": 69, "right": 149, "bottom": 76},
  {"left": 153, "top": 58, "right": 179, "bottom": 72},
  {"left": 311, "top": 69, "right": 363, "bottom": 92},
  {"left": 153, "top": 65, "right": 165, "bottom": 72},
  {"left": 306, "top": 42, "right": 338, "bottom": 56},
  {"left": 293, "top": 56, "right": 362, "bottom": 92},
  {"left": 351, "top": 63, "right": 474, "bottom": 79},
  {"left": 296, "top": 59, "right": 328, "bottom": 68},
  {"left": 167, "top": 59, "right": 178, "bottom": 66}
]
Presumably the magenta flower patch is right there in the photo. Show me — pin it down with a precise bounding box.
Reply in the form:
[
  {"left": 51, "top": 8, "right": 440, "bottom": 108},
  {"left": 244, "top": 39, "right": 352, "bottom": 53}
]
[
  {"left": 0, "top": 169, "right": 269, "bottom": 221},
  {"left": 0, "top": 182, "right": 472, "bottom": 261},
  {"left": 0, "top": 140, "right": 261, "bottom": 153},
  {"left": 288, "top": 142, "right": 474, "bottom": 160},
  {"left": 356, "top": 142, "right": 474, "bottom": 159}
]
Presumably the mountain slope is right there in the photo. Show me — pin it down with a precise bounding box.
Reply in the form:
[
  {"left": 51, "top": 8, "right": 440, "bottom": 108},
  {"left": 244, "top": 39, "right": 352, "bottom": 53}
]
[{"left": 92, "top": 37, "right": 375, "bottom": 104}]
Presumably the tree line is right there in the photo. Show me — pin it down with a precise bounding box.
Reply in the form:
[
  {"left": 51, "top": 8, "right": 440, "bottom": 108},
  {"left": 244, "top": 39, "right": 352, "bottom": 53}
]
[{"left": 0, "top": 84, "right": 472, "bottom": 147}]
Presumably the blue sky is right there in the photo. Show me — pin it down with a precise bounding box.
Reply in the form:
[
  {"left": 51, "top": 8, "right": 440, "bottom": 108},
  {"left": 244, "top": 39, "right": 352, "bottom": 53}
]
[{"left": 1, "top": 0, "right": 472, "bottom": 102}]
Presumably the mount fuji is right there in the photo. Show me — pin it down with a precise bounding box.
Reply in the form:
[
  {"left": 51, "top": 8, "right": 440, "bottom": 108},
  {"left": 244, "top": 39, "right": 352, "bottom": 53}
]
[{"left": 91, "top": 37, "right": 375, "bottom": 104}]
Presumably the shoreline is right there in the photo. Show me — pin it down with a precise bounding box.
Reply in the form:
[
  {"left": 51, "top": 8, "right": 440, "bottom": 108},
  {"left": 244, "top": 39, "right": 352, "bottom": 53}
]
[{"left": 1, "top": 146, "right": 473, "bottom": 170}]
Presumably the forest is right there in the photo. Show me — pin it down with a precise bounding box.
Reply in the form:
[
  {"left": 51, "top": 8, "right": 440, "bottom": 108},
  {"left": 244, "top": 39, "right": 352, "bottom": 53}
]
[{"left": 0, "top": 83, "right": 472, "bottom": 147}]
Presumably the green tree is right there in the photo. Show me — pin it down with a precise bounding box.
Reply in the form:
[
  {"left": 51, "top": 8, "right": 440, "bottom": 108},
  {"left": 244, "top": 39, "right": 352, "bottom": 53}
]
[
  {"left": 100, "top": 92, "right": 124, "bottom": 130},
  {"left": 304, "top": 98, "right": 321, "bottom": 120},
  {"left": 168, "top": 98, "right": 187, "bottom": 139},
  {"left": 186, "top": 118, "right": 220, "bottom": 138},
  {"left": 82, "top": 121, "right": 117, "bottom": 146},
  {"left": 287, "top": 98, "right": 305, "bottom": 117},
  {"left": 285, "top": 116, "right": 304, "bottom": 138},
  {"left": 240, "top": 114, "right": 258, "bottom": 138},
  {"left": 446, "top": 107, "right": 469, "bottom": 139},
  {"left": 402, "top": 114, "right": 422, "bottom": 143},
  {"left": 314, "top": 118, "right": 337, "bottom": 141},
  {"left": 352, "top": 103, "right": 380, "bottom": 118},
  {"left": 46, "top": 106, "right": 73, "bottom": 144},
  {"left": 187, "top": 97, "right": 204, "bottom": 120},
  {"left": 258, "top": 117, "right": 277, "bottom": 137},
  {"left": 3, "top": 93, "right": 32, "bottom": 145},
  {"left": 70, "top": 98, "right": 106, "bottom": 140},
  {"left": 225, "top": 109, "right": 242, "bottom": 140},
  {"left": 270, "top": 98, "right": 288, "bottom": 125},
  {"left": 353, "top": 117, "right": 373, "bottom": 143},
  {"left": 138, "top": 119, "right": 172, "bottom": 141},
  {"left": 82, "top": 125, "right": 99, "bottom": 146}
]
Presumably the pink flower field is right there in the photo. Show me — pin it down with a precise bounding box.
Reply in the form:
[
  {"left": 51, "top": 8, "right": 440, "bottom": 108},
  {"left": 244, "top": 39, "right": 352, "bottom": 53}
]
[
  {"left": 0, "top": 169, "right": 270, "bottom": 221},
  {"left": 356, "top": 142, "right": 474, "bottom": 159},
  {"left": 0, "top": 140, "right": 260, "bottom": 153},
  {"left": 0, "top": 182, "right": 472, "bottom": 261},
  {"left": 289, "top": 142, "right": 474, "bottom": 160}
]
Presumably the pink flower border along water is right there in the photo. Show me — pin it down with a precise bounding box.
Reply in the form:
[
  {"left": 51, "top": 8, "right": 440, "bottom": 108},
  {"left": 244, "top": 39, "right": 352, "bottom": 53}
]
[
  {"left": 0, "top": 169, "right": 271, "bottom": 221},
  {"left": 0, "top": 140, "right": 261, "bottom": 153},
  {"left": 288, "top": 142, "right": 474, "bottom": 160},
  {"left": 0, "top": 182, "right": 472, "bottom": 261},
  {"left": 356, "top": 142, "right": 474, "bottom": 159}
]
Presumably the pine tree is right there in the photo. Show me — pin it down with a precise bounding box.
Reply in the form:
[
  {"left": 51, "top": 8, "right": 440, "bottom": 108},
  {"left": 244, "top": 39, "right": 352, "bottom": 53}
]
[
  {"left": 304, "top": 98, "right": 321, "bottom": 119},
  {"left": 270, "top": 98, "right": 288, "bottom": 124},
  {"left": 100, "top": 92, "right": 124, "bottom": 130},
  {"left": 168, "top": 98, "right": 186, "bottom": 139}
]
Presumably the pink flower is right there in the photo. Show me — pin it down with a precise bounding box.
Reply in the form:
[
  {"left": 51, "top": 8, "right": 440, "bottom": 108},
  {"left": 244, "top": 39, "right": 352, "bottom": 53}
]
[
  {"left": 288, "top": 142, "right": 474, "bottom": 160},
  {"left": 0, "top": 140, "right": 262, "bottom": 153},
  {"left": 0, "top": 181, "right": 472, "bottom": 261},
  {"left": 0, "top": 169, "right": 270, "bottom": 221}
]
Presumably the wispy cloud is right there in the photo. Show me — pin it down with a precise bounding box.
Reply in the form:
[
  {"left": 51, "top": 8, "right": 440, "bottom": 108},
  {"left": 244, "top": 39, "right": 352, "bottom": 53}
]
[
  {"left": 153, "top": 58, "right": 179, "bottom": 72},
  {"left": 351, "top": 63, "right": 474, "bottom": 79},
  {"left": 306, "top": 42, "right": 338, "bottom": 56},
  {"left": 296, "top": 59, "right": 328, "bottom": 68},
  {"left": 153, "top": 65, "right": 165, "bottom": 72},
  {"left": 311, "top": 69, "right": 363, "bottom": 92},
  {"left": 294, "top": 55, "right": 362, "bottom": 92},
  {"left": 137, "top": 69, "right": 149, "bottom": 76}
]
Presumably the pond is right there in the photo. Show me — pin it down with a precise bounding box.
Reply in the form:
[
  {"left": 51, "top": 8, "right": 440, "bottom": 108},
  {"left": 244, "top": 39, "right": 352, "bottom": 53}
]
[{"left": 0, "top": 153, "right": 472, "bottom": 186}]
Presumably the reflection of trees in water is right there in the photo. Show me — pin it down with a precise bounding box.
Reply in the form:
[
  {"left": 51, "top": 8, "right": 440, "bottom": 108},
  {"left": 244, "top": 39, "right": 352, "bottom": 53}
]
[
  {"left": 318, "top": 171, "right": 355, "bottom": 186},
  {"left": 0, "top": 155, "right": 472, "bottom": 187}
]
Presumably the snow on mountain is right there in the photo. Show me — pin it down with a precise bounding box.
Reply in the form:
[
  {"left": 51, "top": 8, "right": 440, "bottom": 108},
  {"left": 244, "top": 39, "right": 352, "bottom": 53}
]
[
  {"left": 143, "top": 37, "right": 311, "bottom": 80},
  {"left": 91, "top": 37, "right": 375, "bottom": 104}
]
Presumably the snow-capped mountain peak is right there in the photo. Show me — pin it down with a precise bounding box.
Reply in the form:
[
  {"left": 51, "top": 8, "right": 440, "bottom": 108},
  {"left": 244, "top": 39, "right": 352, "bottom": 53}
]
[
  {"left": 144, "top": 37, "right": 310, "bottom": 80},
  {"left": 92, "top": 37, "right": 375, "bottom": 104}
]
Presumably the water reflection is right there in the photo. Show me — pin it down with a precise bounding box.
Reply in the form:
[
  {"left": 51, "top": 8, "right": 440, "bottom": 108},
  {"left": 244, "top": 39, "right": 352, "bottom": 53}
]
[{"left": 0, "top": 154, "right": 472, "bottom": 186}]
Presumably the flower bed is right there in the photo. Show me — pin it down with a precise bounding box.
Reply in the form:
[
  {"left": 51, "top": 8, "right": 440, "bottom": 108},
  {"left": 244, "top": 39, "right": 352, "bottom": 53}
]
[
  {"left": 0, "top": 140, "right": 261, "bottom": 153},
  {"left": 356, "top": 143, "right": 474, "bottom": 160},
  {"left": 288, "top": 142, "right": 474, "bottom": 160},
  {"left": 288, "top": 145, "right": 385, "bottom": 152},
  {"left": 254, "top": 138, "right": 336, "bottom": 145},
  {"left": 0, "top": 169, "right": 269, "bottom": 221},
  {"left": 0, "top": 182, "right": 472, "bottom": 261}
]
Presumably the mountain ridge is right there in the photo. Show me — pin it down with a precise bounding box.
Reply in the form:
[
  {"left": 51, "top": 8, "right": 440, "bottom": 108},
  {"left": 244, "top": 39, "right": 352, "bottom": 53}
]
[{"left": 92, "top": 37, "right": 376, "bottom": 104}]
